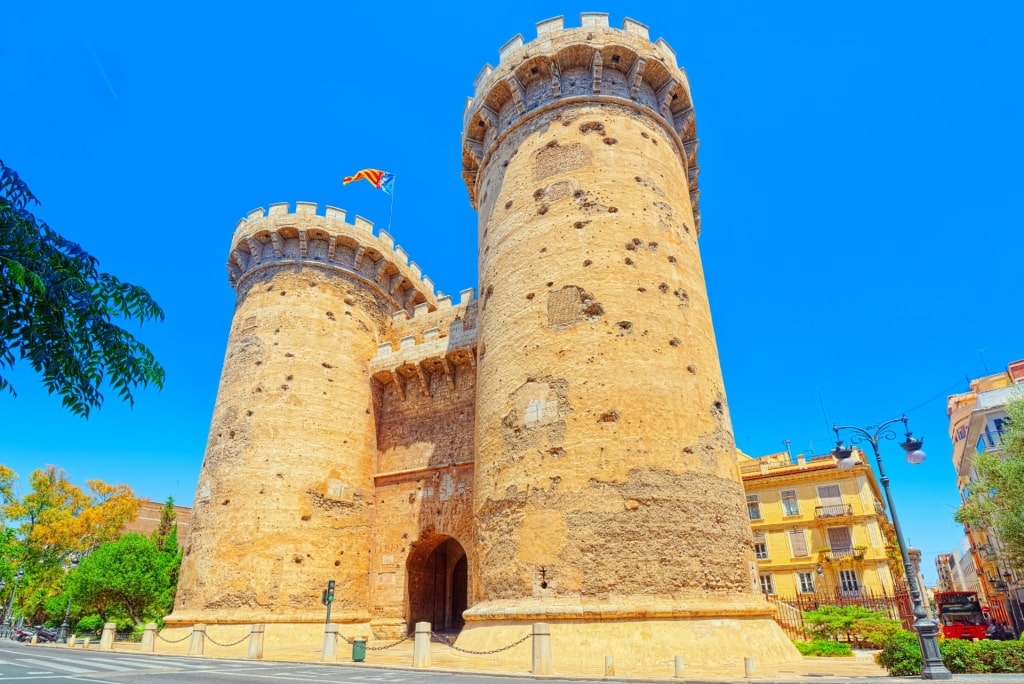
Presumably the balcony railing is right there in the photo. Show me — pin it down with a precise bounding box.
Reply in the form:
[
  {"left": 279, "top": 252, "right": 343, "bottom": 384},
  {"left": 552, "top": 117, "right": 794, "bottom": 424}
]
[
  {"left": 823, "top": 547, "right": 866, "bottom": 561},
  {"left": 815, "top": 504, "right": 853, "bottom": 518},
  {"left": 976, "top": 429, "right": 1006, "bottom": 454}
]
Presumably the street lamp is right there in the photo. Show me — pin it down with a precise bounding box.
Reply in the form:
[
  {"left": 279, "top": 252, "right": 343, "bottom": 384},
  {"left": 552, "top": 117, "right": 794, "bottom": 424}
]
[
  {"left": 58, "top": 551, "right": 85, "bottom": 644},
  {"left": 832, "top": 415, "right": 952, "bottom": 680},
  {"left": 1000, "top": 568, "right": 1024, "bottom": 638},
  {"left": 3, "top": 568, "right": 24, "bottom": 627}
]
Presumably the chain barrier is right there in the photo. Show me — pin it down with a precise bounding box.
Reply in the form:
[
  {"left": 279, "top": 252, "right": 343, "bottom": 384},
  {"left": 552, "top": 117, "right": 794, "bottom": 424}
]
[
  {"left": 430, "top": 630, "right": 530, "bottom": 655},
  {"left": 155, "top": 630, "right": 192, "bottom": 644},
  {"left": 204, "top": 630, "right": 251, "bottom": 648},
  {"left": 360, "top": 630, "right": 407, "bottom": 651}
]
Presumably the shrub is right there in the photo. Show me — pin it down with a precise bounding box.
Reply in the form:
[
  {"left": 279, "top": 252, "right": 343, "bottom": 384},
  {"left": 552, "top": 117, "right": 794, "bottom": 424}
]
[
  {"left": 970, "top": 639, "right": 1024, "bottom": 673},
  {"left": 941, "top": 637, "right": 986, "bottom": 673},
  {"left": 876, "top": 631, "right": 1024, "bottom": 675},
  {"left": 875, "top": 630, "right": 921, "bottom": 676},
  {"left": 856, "top": 612, "right": 904, "bottom": 648},
  {"left": 74, "top": 615, "right": 105, "bottom": 635},
  {"left": 794, "top": 639, "right": 853, "bottom": 657}
]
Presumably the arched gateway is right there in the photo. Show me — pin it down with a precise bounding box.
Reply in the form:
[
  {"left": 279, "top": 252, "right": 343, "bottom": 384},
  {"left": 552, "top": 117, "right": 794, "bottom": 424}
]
[{"left": 406, "top": 535, "right": 468, "bottom": 633}]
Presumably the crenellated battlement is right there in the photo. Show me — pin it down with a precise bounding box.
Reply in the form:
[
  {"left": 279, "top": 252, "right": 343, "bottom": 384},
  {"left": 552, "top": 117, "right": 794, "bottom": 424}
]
[
  {"left": 461, "top": 13, "right": 701, "bottom": 232},
  {"left": 227, "top": 202, "right": 438, "bottom": 314},
  {"left": 369, "top": 288, "right": 478, "bottom": 401}
]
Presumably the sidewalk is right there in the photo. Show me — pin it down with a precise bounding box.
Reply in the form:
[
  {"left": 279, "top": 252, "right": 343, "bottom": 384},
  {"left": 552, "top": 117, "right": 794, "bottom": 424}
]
[
  {"left": 50, "top": 637, "right": 1021, "bottom": 683},
  {"left": 101, "top": 636, "right": 903, "bottom": 682}
]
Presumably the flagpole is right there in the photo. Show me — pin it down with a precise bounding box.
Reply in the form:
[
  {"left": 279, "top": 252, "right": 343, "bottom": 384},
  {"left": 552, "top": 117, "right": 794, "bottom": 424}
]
[{"left": 386, "top": 177, "right": 396, "bottom": 233}]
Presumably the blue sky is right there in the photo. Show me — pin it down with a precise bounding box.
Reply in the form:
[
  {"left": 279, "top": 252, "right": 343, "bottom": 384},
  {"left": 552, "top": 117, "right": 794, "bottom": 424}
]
[{"left": 3, "top": 2, "right": 1022, "bottom": 585}]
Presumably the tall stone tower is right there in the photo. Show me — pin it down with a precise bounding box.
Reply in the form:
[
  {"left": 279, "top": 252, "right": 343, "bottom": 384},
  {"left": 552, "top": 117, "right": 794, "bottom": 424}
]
[
  {"left": 171, "top": 203, "right": 437, "bottom": 631},
  {"left": 457, "top": 14, "right": 796, "bottom": 663}
]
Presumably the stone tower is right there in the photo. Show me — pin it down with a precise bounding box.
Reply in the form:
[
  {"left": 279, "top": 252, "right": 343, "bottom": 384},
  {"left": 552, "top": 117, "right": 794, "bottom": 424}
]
[
  {"left": 171, "top": 203, "right": 437, "bottom": 631},
  {"left": 456, "top": 14, "right": 796, "bottom": 663}
]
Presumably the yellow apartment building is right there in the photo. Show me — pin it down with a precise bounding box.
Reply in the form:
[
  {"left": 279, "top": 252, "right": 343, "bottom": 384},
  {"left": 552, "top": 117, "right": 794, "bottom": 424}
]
[{"left": 738, "top": 448, "right": 900, "bottom": 600}]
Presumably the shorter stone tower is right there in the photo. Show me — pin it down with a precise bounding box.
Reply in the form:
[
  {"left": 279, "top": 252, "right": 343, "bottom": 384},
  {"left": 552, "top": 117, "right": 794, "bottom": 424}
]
[{"left": 171, "top": 203, "right": 438, "bottom": 634}]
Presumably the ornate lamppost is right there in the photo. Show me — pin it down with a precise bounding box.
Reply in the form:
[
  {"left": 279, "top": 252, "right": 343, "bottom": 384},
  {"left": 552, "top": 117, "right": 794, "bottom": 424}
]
[
  {"left": 832, "top": 415, "right": 952, "bottom": 680},
  {"left": 4, "top": 568, "right": 24, "bottom": 627},
  {"left": 57, "top": 551, "right": 85, "bottom": 644}
]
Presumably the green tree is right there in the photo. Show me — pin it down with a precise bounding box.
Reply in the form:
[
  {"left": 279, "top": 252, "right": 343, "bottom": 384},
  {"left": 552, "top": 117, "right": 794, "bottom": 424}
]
[
  {"left": 151, "top": 497, "right": 176, "bottom": 551},
  {"left": 956, "top": 396, "right": 1024, "bottom": 568},
  {"left": 802, "top": 604, "right": 902, "bottom": 647},
  {"left": 0, "top": 159, "right": 165, "bottom": 418},
  {"left": 67, "top": 534, "right": 169, "bottom": 625}
]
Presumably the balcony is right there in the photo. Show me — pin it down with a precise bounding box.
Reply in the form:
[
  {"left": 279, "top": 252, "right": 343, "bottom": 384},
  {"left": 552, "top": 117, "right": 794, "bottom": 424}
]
[
  {"left": 822, "top": 547, "right": 866, "bottom": 562},
  {"left": 976, "top": 429, "right": 1006, "bottom": 454},
  {"left": 815, "top": 504, "right": 853, "bottom": 519}
]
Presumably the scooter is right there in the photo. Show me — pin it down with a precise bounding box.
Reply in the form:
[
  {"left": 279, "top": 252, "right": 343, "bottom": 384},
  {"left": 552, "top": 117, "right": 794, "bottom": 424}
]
[
  {"left": 13, "top": 627, "right": 36, "bottom": 642},
  {"left": 33, "top": 626, "right": 58, "bottom": 643}
]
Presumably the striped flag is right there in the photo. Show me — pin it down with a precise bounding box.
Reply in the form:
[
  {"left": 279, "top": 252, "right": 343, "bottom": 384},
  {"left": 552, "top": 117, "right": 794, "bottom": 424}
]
[{"left": 343, "top": 168, "right": 395, "bottom": 195}]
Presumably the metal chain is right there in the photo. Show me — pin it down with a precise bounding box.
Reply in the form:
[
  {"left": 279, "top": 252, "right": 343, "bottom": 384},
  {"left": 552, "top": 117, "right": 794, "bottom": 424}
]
[
  {"left": 360, "top": 630, "right": 407, "bottom": 651},
  {"left": 203, "top": 631, "right": 251, "bottom": 648},
  {"left": 430, "top": 630, "right": 530, "bottom": 655},
  {"left": 155, "top": 630, "right": 192, "bottom": 644}
]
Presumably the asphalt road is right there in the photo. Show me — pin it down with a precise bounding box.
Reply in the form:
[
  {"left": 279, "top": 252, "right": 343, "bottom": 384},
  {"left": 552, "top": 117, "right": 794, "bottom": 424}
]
[{"left": 0, "top": 640, "right": 587, "bottom": 684}]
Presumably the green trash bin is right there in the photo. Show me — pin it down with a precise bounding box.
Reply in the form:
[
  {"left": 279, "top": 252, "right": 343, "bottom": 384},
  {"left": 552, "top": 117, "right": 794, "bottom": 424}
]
[{"left": 352, "top": 638, "right": 366, "bottom": 662}]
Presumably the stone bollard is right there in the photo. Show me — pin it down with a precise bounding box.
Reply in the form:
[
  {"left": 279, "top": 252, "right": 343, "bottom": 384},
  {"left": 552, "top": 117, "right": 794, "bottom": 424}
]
[
  {"left": 412, "top": 621, "right": 431, "bottom": 668},
  {"left": 604, "top": 655, "right": 615, "bottom": 676},
  {"left": 30, "top": 634, "right": 38, "bottom": 645},
  {"left": 68, "top": 634, "right": 77, "bottom": 648},
  {"left": 744, "top": 656, "right": 755, "bottom": 678},
  {"left": 247, "top": 624, "right": 265, "bottom": 660},
  {"left": 188, "top": 624, "right": 206, "bottom": 656},
  {"left": 321, "top": 624, "right": 339, "bottom": 662},
  {"left": 100, "top": 623, "right": 116, "bottom": 650},
  {"left": 83, "top": 637, "right": 91, "bottom": 649},
  {"left": 141, "top": 623, "right": 157, "bottom": 653},
  {"left": 531, "top": 622, "right": 552, "bottom": 675},
  {"left": 674, "top": 655, "right": 685, "bottom": 678}
]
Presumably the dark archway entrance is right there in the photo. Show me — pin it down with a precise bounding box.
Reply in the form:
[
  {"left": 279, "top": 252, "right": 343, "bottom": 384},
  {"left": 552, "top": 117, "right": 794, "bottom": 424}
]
[{"left": 406, "top": 535, "right": 467, "bottom": 634}]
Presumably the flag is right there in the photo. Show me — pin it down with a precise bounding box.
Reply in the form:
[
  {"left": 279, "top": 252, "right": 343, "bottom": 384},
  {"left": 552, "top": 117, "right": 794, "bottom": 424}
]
[{"left": 343, "top": 168, "right": 395, "bottom": 195}]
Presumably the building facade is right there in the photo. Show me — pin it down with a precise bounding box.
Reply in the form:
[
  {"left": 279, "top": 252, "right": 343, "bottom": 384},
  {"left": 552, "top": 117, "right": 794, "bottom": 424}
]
[
  {"left": 738, "top": 448, "right": 900, "bottom": 600},
  {"left": 167, "top": 14, "right": 797, "bottom": 667},
  {"left": 947, "top": 358, "right": 1024, "bottom": 632}
]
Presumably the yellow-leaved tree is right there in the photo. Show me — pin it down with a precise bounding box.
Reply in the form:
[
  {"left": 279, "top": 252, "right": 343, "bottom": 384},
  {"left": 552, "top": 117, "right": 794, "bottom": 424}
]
[{"left": 0, "top": 465, "right": 140, "bottom": 623}]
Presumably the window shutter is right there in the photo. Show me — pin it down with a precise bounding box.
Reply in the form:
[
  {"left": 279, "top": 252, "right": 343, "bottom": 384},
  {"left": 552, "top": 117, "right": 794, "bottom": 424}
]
[{"left": 789, "top": 529, "right": 808, "bottom": 557}]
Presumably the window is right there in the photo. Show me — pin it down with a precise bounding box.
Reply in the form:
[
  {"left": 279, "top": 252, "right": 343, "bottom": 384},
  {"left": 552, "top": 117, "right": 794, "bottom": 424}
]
[
  {"left": 747, "top": 494, "right": 761, "bottom": 520},
  {"left": 759, "top": 574, "right": 774, "bottom": 595},
  {"left": 797, "top": 571, "right": 815, "bottom": 593},
  {"left": 789, "top": 529, "right": 809, "bottom": 557},
  {"left": 827, "top": 527, "right": 853, "bottom": 553},
  {"left": 781, "top": 489, "right": 800, "bottom": 516},
  {"left": 817, "top": 484, "right": 842, "bottom": 505},
  {"left": 838, "top": 569, "right": 860, "bottom": 595},
  {"left": 753, "top": 533, "right": 769, "bottom": 560}
]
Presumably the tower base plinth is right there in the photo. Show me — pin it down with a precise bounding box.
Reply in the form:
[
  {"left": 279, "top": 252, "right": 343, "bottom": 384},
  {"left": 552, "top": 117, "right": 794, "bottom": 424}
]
[{"left": 456, "top": 596, "right": 800, "bottom": 669}]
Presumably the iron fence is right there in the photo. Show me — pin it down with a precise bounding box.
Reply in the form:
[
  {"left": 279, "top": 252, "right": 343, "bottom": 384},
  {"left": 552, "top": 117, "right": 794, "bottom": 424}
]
[{"left": 766, "top": 583, "right": 913, "bottom": 640}]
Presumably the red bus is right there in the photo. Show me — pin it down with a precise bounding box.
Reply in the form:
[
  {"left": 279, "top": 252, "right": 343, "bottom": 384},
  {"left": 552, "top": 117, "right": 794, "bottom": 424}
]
[{"left": 935, "top": 591, "right": 988, "bottom": 640}]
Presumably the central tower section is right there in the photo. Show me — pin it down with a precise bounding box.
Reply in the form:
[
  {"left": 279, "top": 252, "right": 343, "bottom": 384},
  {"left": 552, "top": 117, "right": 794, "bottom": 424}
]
[{"left": 460, "top": 14, "right": 796, "bottom": 665}]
